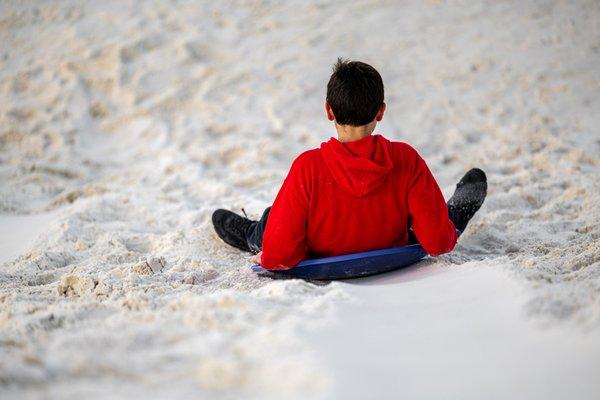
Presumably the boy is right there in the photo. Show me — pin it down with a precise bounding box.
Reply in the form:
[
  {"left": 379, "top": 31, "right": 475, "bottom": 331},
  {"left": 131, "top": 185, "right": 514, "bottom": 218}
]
[{"left": 212, "top": 59, "right": 487, "bottom": 270}]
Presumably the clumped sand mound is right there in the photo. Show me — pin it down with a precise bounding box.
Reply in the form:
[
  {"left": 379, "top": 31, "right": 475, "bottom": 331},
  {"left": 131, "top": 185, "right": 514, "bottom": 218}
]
[{"left": 0, "top": 0, "right": 599, "bottom": 398}]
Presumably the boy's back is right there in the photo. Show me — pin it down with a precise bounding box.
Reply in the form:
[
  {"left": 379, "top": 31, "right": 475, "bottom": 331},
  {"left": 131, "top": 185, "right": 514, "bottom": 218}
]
[
  {"left": 212, "top": 58, "right": 486, "bottom": 271},
  {"left": 260, "top": 134, "right": 457, "bottom": 269}
]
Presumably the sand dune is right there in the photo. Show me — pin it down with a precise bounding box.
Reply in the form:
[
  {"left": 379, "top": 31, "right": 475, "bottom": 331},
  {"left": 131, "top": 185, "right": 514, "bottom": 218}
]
[{"left": 1, "top": 1, "right": 599, "bottom": 398}]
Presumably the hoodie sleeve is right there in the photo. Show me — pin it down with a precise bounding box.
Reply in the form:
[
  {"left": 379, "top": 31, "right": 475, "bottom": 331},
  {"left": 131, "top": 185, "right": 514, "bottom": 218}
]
[
  {"left": 260, "top": 153, "right": 312, "bottom": 270},
  {"left": 407, "top": 150, "right": 457, "bottom": 256}
]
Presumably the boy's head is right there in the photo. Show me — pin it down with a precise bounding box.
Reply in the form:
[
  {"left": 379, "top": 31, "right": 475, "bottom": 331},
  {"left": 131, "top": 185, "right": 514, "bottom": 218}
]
[{"left": 326, "top": 58, "right": 385, "bottom": 127}]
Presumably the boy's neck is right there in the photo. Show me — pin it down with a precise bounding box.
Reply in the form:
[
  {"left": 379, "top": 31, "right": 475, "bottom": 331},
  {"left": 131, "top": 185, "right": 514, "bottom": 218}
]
[{"left": 335, "top": 120, "right": 377, "bottom": 143}]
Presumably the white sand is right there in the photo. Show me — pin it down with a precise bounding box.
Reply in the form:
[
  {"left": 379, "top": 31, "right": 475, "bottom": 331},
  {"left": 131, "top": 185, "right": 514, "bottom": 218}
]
[
  {"left": 311, "top": 262, "right": 600, "bottom": 399},
  {"left": 1, "top": 0, "right": 599, "bottom": 398},
  {"left": 0, "top": 213, "right": 58, "bottom": 265}
]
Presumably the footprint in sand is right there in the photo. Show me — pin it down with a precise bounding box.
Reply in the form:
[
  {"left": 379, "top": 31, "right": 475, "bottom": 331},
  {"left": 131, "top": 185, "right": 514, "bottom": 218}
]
[{"left": 120, "top": 34, "right": 166, "bottom": 64}]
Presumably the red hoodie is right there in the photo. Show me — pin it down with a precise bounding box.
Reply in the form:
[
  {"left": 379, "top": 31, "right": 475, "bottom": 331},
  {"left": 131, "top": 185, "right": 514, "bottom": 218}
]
[{"left": 260, "top": 134, "right": 457, "bottom": 270}]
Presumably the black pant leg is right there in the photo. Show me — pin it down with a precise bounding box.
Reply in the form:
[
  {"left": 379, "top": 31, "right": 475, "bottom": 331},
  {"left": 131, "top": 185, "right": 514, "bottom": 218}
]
[
  {"left": 447, "top": 204, "right": 462, "bottom": 234},
  {"left": 407, "top": 229, "right": 419, "bottom": 245},
  {"left": 245, "top": 207, "right": 271, "bottom": 254}
]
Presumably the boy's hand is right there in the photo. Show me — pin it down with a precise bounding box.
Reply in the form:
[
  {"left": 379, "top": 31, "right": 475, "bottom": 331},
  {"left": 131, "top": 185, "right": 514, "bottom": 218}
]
[{"left": 250, "top": 251, "right": 262, "bottom": 265}]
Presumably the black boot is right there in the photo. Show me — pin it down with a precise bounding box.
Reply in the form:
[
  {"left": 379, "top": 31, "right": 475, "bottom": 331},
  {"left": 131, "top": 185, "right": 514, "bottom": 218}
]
[
  {"left": 447, "top": 168, "right": 487, "bottom": 232},
  {"left": 212, "top": 209, "right": 255, "bottom": 252}
]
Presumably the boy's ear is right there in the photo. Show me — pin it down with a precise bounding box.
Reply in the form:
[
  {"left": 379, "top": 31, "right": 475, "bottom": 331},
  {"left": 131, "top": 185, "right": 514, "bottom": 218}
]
[
  {"left": 325, "top": 101, "right": 335, "bottom": 121},
  {"left": 375, "top": 102, "right": 386, "bottom": 122}
]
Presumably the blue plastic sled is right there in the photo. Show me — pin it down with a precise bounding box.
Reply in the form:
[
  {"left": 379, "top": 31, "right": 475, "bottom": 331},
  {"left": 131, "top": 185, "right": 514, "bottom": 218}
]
[{"left": 251, "top": 243, "right": 427, "bottom": 280}]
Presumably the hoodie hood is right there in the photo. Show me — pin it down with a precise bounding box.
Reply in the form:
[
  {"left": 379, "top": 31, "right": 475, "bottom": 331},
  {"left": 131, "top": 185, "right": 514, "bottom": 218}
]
[{"left": 320, "top": 134, "right": 394, "bottom": 197}]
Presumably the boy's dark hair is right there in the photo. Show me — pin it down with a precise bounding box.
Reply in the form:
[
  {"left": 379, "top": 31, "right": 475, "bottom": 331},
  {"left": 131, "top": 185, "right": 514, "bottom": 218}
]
[{"left": 326, "top": 58, "right": 384, "bottom": 126}]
